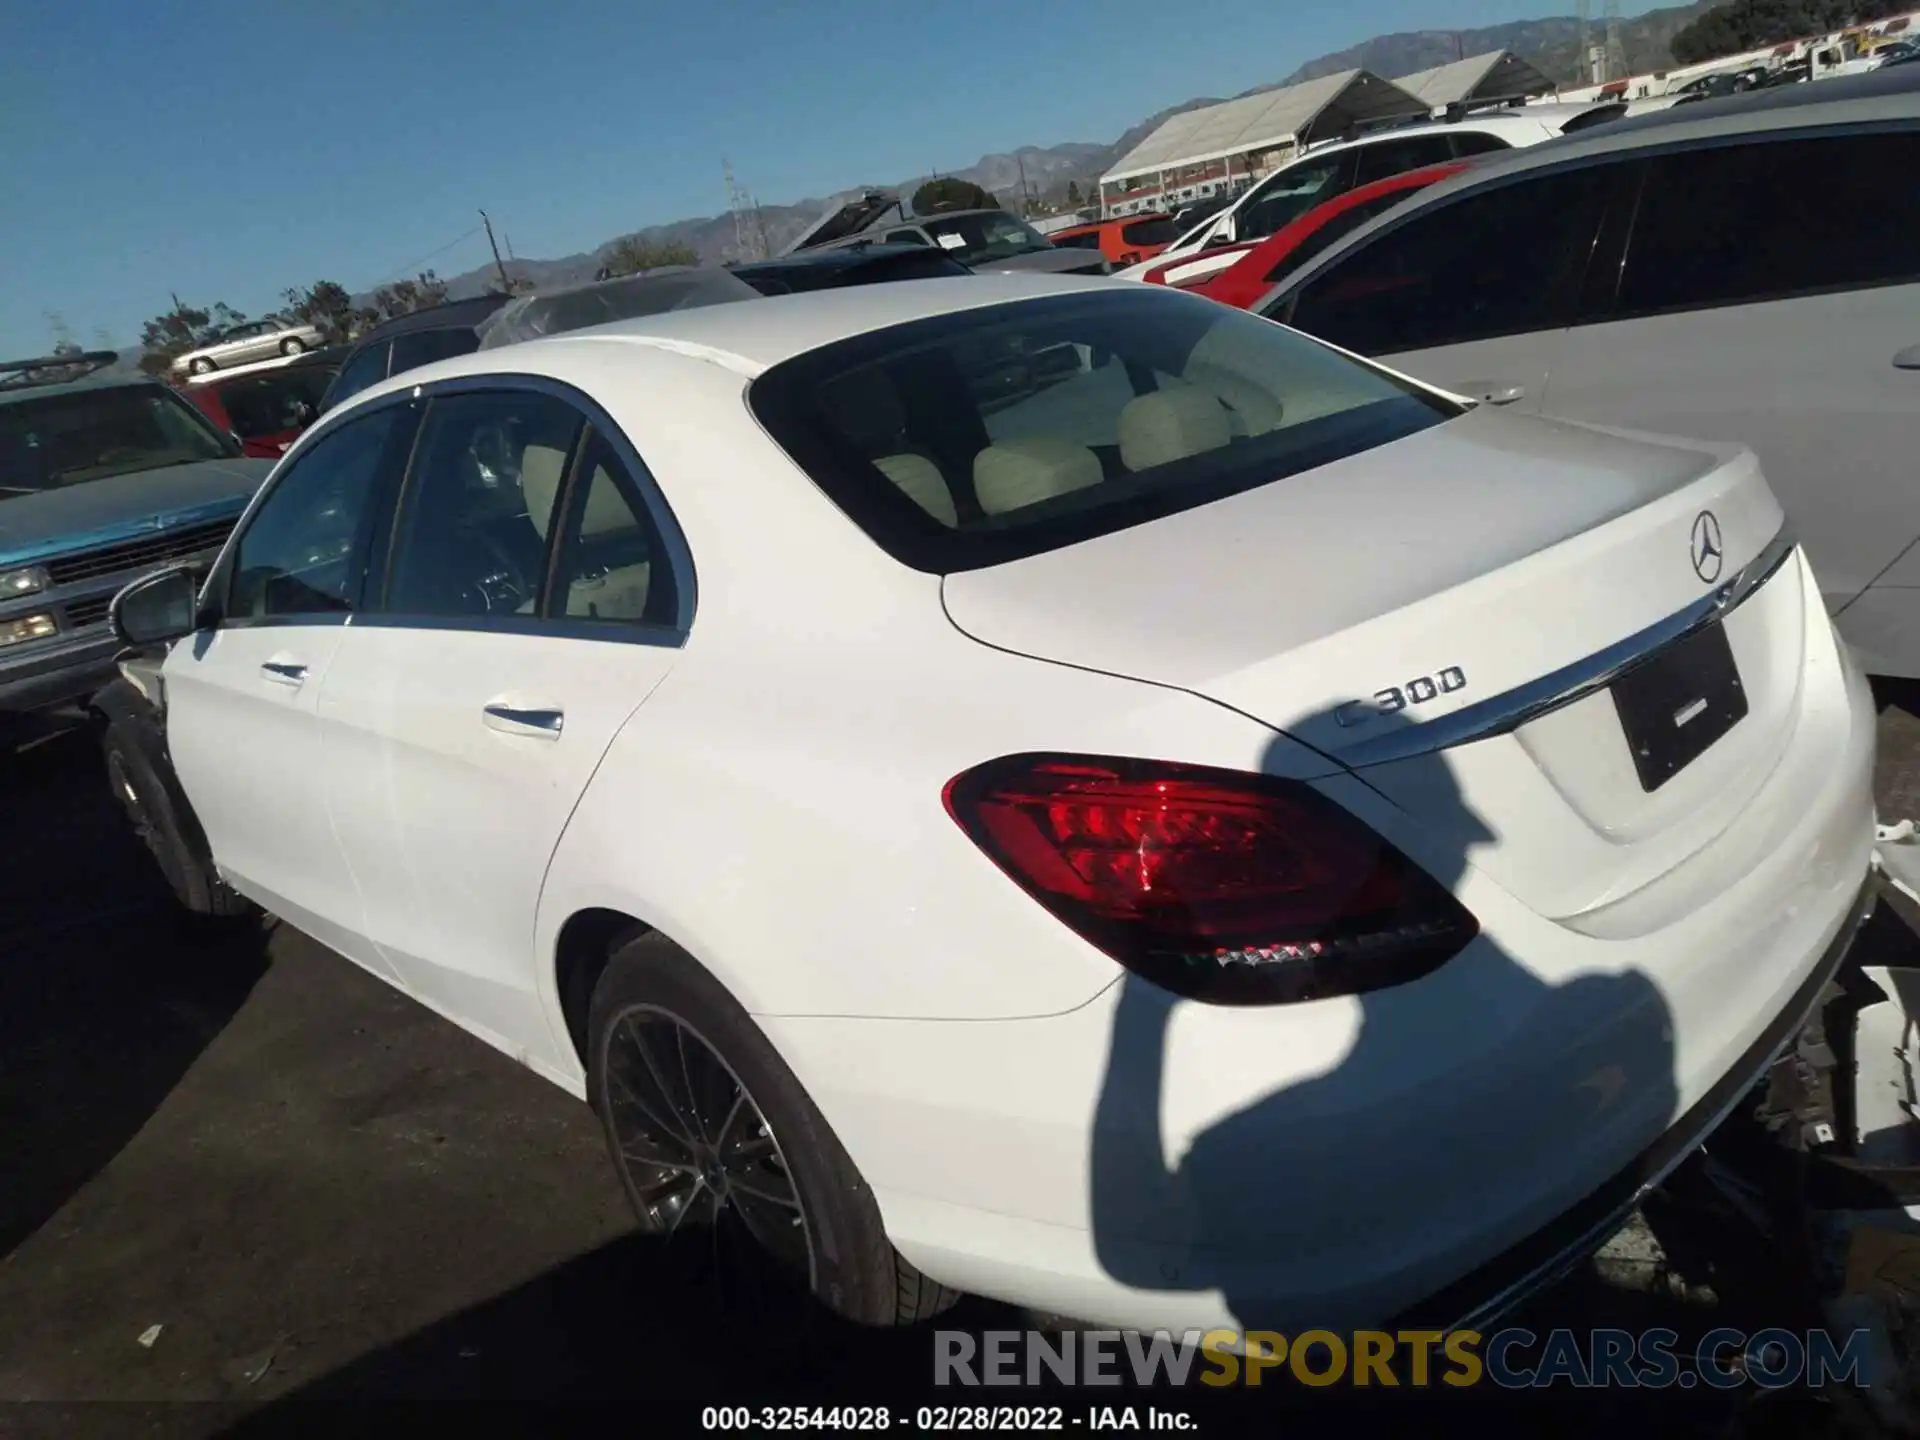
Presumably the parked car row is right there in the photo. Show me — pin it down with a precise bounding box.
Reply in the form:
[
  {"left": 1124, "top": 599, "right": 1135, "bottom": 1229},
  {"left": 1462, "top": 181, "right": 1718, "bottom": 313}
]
[
  {"left": 1138, "top": 67, "right": 1920, "bottom": 677},
  {"left": 2, "top": 64, "right": 1902, "bottom": 1351},
  {"left": 75, "top": 64, "right": 1907, "bottom": 1350}
]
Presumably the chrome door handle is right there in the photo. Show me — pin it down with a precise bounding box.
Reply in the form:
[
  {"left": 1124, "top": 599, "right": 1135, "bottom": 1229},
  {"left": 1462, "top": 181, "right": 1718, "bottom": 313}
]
[
  {"left": 483, "top": 703, "right": 564, "bottom": 739},
  {"left": 260, "top": 661, "right": 308, "bottom": 684}
]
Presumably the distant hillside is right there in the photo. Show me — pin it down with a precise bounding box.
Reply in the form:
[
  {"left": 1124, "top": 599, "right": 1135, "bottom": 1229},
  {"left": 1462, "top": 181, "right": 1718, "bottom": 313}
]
[
  {"left": 1283, "top": 0, "right": 1717, "bottom": 87},
  {"left": 430, "top": 2, "right": 1705, "bottom": 301}
]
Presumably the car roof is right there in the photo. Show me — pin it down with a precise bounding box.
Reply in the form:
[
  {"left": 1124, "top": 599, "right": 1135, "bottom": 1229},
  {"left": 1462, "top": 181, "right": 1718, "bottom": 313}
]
[
  {"left": 0, "top": 352, "right": 164, "bottom": 407},
  {"left": 1244, "top": 65, "right": 1920, "bottom": 312},
  {"left": 731, "top": 243, "right": 950, "bottom": 275},
  {"left": 1433, "top": 63, "right": 1919, "bottom": 182},
  {"left": 349, "top": 292, "right": 513, "bottom": 346},
  {"left": 338, "top": 272, "right": 1120, "bottom": 400}
]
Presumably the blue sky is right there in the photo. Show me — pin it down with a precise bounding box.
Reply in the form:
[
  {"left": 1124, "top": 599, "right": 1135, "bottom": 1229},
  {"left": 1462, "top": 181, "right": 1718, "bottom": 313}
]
[{"left": 0, "top": 0, "right": 1572, "bottom": 356}]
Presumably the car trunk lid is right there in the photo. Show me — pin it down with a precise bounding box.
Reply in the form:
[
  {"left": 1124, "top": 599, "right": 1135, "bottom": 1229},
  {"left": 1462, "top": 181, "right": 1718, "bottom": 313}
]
[{"left": 941, "top": 408, "right": 1801, "bottom": 920}]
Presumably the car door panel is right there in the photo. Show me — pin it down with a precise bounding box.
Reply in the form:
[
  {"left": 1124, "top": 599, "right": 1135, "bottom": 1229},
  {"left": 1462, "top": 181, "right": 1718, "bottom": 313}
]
[
  {"left": 1536, "top": 128, "right": 1920, "bottom": 673},
  {"left": 316, "top": 626, "right": 678, "bottom": 1061},
  {"left": 1540, "top": 287, "right": 1920, "bottom": 620},
  {"left": 313, "top": 390, "right": 688, "bottom": 1073},
  {"left": 1272, "top": 166, "right": 1616, "bottom": 417},
  {"left": 163, "top": 403, "right": 413, "bottom": 982},
  {"left": 165, "top": 625, "right": 386, "bottom": 961}
]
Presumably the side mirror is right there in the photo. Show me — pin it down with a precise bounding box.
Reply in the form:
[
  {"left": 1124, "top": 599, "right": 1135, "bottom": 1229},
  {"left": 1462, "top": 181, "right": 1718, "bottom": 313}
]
[{"left": 111, "top": 566, "right": 202, "bottom": 649}]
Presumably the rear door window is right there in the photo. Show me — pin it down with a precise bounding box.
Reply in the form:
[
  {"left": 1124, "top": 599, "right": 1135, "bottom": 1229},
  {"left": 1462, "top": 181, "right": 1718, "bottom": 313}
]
[
  {"left": 1273, "top": 166, "right": 1613, "bottom": 355},
  {"left": 748, "top": 287, "right": 1457, "bottom": 574},
  {"left": 389, "top": 326, "right": 481, "bottom": 377},
  {"left": 1121, "top": 217, "right": 1179, "bottom": 248},
  {"left": 1449, "top": 131, "right": 1514, "bottom": 157},
  {"left": 1614, "top": 130, "right": 1920, "bottom": 316},
  {"left": 325, "top": 341, "right": 390, "bottom": 410},
  {"left": 1233, "top": 150, "right": 1358, "bottom": 242},
  {"left": 1267, "top": 187, "right": 1422, "bottom": 283},
  {"left": 1349, "top": 134, "right": 1456, "bottom": 187}
]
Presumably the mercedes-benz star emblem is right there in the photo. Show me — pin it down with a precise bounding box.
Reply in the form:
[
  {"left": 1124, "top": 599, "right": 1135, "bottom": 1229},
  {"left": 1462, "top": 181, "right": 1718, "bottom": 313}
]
[{"left": 1690, "top": 511, "right": 1724, "bottom": 585}]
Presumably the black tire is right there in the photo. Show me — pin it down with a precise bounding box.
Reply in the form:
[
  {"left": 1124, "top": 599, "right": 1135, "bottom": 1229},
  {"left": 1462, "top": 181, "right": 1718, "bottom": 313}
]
[
  {"left": 280, "top": 337, "right": 304, "bottom": 356},
  {"left": 587, "top": 932, "right": 958, "bottom": 1329},
  {"left": 189, "top": 356, "right": 215, "bottom": 375},
  {"left": 102, "top": 712, "right": 253, "bottom": 921}
]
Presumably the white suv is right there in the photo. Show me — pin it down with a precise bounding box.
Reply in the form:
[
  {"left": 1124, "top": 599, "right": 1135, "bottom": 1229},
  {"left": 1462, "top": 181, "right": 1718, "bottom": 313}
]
[{"left": 1116, "top": 106, "right": 1620, "bottom": 289}]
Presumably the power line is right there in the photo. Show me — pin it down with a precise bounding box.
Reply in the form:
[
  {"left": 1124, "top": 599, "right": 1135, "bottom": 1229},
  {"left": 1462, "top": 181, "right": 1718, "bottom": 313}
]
[{"left": 372, "top": 226, "right": 483, "bottom": 287}]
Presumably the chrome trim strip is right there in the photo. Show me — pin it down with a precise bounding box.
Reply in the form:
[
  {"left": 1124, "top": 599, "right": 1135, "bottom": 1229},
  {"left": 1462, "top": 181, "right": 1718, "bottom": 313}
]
[
  {"left": 347, "top": 611, "right": 686, "bottom": 648},
  {"left": 1335, "top": 525, "right": 1797, "bottom": 769}
]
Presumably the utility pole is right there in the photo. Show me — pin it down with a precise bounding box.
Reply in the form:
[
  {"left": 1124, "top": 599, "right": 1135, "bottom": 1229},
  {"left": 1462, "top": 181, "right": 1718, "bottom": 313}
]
[
  {"left": 479, "top": 209, "right": 511, "bottom": 293},
  {"left": 1016, "top": 151, "right": 1031, "bottom": 215}
]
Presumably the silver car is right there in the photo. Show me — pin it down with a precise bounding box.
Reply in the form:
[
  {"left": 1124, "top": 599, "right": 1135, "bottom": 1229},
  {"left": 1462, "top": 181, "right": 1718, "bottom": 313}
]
[
  {"left": 169, "top": 318, "right": 325, "bottom": 376},
  {"left": 1248, "top": 68, "right": 1920, "bottom": 676}
]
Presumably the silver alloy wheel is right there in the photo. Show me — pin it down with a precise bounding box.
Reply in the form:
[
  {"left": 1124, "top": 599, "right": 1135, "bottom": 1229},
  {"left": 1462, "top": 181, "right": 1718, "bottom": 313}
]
[
  {"left": 281, "top": 338, "right": 304, "bottom": 355},
  {"left": 601, "top": 1003, "right": 817, "bottom": 1312},
  {"left": 190, "top": 357, "right": 214, "bottom": 374}
]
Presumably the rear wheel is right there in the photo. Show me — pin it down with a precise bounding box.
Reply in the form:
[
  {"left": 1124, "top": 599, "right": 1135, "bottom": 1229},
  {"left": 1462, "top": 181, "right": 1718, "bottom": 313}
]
[
  {"left": 280, "top": 337, "right": 305, "bottom": 356},
  {"left": 587, "top": 932, "right": 958, "bottom": 1330},
  {"left": 188, "top": 356, "right": 215, "bottom": 374},
  {"left": 102, "top": 713, "right": 252, "bottom": 920}
]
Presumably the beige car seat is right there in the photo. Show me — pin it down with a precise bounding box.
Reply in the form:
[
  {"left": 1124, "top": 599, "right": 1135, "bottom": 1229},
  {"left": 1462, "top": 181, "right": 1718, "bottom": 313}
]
[
  {"left": 972, "top": 436, "right": 1104, "bottom": 516},
  {"left": 519, "top": 443, "right": 653, "bottom": 620},
  {"left": 1117, "top": 386, "right": 1234, "bottom": 471},
  {"left": 817, "top": 367, "right": 958, "bottom": 526}
]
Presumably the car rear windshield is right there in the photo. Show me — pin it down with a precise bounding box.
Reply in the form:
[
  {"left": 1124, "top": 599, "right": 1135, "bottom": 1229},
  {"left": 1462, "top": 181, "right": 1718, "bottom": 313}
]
[
  {"left": 748, "top": 287, "right": 1457, "bottom": 573},
  {"left": 919, "top": 212, "right": 1053, "bottom": 265},
  {"left": 0, "top": 386, "right": 235, "bottom": 497}
]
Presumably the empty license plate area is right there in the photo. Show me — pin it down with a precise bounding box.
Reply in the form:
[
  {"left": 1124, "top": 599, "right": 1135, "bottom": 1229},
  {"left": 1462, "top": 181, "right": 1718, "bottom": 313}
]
[{"left": 1609, "top": 620, "right": 1748, "bottom": 793}]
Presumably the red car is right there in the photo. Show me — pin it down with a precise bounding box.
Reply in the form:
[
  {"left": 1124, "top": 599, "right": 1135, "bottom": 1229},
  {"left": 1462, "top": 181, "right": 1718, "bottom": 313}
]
[
  {"left": 1049, "top": 213, "right": 1181, "bottom": 267},
  {"left": 180, "top": 350, "right": 341, "bottom": 459},
  {"left": 1140, "top": 161, "right": 1470, "bottom": 310}
]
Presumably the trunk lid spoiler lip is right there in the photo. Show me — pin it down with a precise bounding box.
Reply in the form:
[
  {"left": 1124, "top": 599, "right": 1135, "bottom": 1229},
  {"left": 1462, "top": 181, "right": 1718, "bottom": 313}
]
[{"left": 1332, "top": 525, "right": 1799, "bottom": 770}]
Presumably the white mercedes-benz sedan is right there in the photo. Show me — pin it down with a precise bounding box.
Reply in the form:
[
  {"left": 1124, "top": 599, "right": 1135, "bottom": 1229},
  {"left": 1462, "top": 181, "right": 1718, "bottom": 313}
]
[{"left": 103, "top": 273, "right": 1877, "bottom": 1335}]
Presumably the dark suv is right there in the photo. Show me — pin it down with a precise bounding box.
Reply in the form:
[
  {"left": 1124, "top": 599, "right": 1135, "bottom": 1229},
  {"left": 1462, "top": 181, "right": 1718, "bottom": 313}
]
[
  {"left": 0, "top": 352, "right": 272, "bottom": 715},
  {"left": 318, "top": 294, "right": 513, "bottom": 416}
]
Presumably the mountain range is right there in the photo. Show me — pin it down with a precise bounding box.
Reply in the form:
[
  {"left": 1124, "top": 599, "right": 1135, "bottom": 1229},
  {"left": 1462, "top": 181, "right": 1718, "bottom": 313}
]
[{"left": 425, "top": 2, "right": 1713, "bottom": 302}]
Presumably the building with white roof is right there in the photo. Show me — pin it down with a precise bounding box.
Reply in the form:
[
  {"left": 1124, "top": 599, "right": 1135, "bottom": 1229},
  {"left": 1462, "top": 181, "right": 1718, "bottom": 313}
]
[{"left": 1097, "top": 69, "right": 1427, "bottom": 217}]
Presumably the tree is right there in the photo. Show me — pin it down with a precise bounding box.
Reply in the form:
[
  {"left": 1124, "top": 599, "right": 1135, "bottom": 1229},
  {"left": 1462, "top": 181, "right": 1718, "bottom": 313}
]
[
  {"left": 1065, "top": 180, "right": 1083, "bottom": 208},
  {"left": 283, "top": 279, "right": 369, "bottom": 347},
  {"left": 598, "top": 235, "right": 700, "bottom": 279},
  {"left": 912, "top": 178, "right": 997, "bottom": 214},
  {"left": 367, "top": 269, "right": 451, "bottom": 325},
  {"left": 1670, "top": 0, "right": 1905, "bottom": 64}
]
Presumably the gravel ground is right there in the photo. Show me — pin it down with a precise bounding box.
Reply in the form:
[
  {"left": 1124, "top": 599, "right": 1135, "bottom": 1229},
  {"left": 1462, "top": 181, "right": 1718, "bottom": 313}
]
[{"left": 3, "top": 696, "right": 1919, "bottom": 1437}]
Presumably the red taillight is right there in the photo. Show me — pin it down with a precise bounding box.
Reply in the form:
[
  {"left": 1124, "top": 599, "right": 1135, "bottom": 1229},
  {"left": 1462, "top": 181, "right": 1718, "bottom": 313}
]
[{"left": 943, "top": 754, "right": 1477, "bottom": 1005}]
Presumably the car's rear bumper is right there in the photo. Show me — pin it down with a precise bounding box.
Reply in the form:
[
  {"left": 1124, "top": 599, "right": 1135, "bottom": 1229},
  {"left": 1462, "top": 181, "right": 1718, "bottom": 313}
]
[
  {"left": 1393, "top": 873, "right": 1878, "bottom": 1334},
  {"left": 0, "top": 631, "right": 122, "bottom": 714},
  {"left": 761, "top": 607, "right": 1877, "bottom": 1334}
]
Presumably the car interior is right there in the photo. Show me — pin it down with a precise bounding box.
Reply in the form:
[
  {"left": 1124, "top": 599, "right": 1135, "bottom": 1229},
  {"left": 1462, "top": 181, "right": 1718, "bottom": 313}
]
[{"left": 811, "top": 307, "right": 1392, "bottom": 534}]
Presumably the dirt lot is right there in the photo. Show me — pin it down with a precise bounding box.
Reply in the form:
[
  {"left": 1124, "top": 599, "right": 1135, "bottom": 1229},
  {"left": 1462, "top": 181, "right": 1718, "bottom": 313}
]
[{"left": 4, "top": 704, "right": 1920, "bottom": 1436}]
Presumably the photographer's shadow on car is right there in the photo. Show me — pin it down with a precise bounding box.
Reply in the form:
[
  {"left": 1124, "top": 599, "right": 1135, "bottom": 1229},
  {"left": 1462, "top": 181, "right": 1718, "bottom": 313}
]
[{"left": 1088, "top": 707, "right": 1680, "bottom": 1337}]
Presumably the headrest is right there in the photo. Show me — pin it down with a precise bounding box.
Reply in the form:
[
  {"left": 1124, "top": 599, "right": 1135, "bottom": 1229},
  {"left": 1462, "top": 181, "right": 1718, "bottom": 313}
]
[
  {"left": 576, "top": 466, "right": 641, "bottom": 539},
  {"left": 1184, "top": 363, "right": 1285, "bottom": 436},
  {"left": 972, "top": 436, "right": 1103, "bottom": 516},
  {"left": 819, "top": 365, "right": 907, "bottom": 453},
  {"left": 1118, "top": 386, "right": 1233, "bottom": 472},
  {"left": 520, "top": 447, "right": 639, "bottom": 542},
  {"left": 520, "top": 444, "right": 570, "bottom": 539},
  {"left": 875, "top": 454, "right": 958, "bottom": 527}
]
